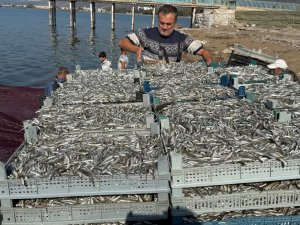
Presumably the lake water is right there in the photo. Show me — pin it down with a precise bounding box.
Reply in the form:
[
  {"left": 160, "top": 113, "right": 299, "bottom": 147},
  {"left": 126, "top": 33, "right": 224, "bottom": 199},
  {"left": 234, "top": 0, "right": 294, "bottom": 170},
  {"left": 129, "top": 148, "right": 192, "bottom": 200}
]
[{"left": 0, "top": 7, "right": 190, "bottom": 87}]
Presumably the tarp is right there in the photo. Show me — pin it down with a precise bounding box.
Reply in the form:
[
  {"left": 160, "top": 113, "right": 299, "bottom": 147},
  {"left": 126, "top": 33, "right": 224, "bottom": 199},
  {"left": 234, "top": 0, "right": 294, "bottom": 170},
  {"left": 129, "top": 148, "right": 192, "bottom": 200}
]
[{"left": 0, "top": 85, "right": 43, "bottom": 163}]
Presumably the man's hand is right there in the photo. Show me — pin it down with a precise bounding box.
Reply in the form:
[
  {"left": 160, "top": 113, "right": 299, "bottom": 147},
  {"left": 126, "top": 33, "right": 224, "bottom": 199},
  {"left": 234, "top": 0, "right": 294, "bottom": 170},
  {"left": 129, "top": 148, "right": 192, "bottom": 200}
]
[
  {"left": 198, "top": 48, "right": 213, "bottom": 66},
  {"left": 136, "top": 46, "right": 144, "bottom": 62}
]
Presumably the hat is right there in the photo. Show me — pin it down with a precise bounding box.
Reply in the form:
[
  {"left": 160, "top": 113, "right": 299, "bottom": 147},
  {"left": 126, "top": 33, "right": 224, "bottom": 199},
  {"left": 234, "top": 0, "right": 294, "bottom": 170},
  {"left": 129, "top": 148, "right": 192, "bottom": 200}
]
[{"left": 267, "top": 59, "right": 288, "bottom": 70}]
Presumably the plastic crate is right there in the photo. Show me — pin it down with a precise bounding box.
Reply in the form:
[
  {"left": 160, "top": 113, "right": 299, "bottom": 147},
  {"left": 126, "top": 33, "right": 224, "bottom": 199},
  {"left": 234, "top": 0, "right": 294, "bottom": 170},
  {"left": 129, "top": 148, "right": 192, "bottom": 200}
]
[
  {"left": 171, "top": 153, "right": 300, "bottom": 190},
  {"left": 0, "top": 155, "right": 169, "bottom": 199},
  {"left": 225, "top": 215, "right": 300, "bottom": 225},
  {"left": 36, "top": 102, "right": 152, "bottom": 138},
  {"left": 0, "top": 175, "right": 169, "bottom": 199},
  {"left": 1, "top": 201, "right": 169, "bottom": 225},
  {"left": 171, "top": 190, "right": 300, "bottom": 215}
]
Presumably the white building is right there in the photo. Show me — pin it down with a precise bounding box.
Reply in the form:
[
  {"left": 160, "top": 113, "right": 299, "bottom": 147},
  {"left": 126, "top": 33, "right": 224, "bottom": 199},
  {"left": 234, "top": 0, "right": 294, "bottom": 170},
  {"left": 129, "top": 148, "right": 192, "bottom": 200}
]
[{"left": 137, "top": 6, "right": 152, "bottom": 11}]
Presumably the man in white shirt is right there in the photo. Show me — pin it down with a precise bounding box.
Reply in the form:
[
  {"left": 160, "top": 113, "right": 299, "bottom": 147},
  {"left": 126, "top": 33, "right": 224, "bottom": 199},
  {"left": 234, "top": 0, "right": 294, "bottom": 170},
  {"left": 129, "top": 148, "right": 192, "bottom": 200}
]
[
  {"left": 99, "top": 52, "right": 112, "bottom": 71},
  {"left": 118, "top": 48, "right": 129, "bottom": 70}
]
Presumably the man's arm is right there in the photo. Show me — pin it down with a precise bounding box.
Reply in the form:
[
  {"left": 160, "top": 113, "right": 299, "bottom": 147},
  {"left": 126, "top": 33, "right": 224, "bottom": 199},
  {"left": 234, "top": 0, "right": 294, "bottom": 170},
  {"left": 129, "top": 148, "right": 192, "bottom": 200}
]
[
  {"left": 185, "top": 37, "right": 213, "bottom": 66},
  {"left": 198, "top": 48, "right": 213, "bottom": 66},
  {"left": 119, "top": 38, "right": 143, "bottom": 61}
]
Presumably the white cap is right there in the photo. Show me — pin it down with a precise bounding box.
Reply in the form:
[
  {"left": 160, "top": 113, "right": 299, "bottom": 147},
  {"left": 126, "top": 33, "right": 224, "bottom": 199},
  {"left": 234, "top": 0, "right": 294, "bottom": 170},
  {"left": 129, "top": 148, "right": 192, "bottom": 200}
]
[{"left": 267, "top": 59, "right": 288, "bottom": 70}]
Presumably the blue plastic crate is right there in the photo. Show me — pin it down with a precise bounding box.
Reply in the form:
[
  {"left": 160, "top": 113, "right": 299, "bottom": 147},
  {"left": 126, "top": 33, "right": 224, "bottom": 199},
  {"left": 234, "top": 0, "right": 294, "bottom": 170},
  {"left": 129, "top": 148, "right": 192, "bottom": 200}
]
[
  {"left": 223, "top": 215, "right": 300, "bottom": 225},
  {"left": 174, "top": 215, "right": 300, "bottom": 225}
]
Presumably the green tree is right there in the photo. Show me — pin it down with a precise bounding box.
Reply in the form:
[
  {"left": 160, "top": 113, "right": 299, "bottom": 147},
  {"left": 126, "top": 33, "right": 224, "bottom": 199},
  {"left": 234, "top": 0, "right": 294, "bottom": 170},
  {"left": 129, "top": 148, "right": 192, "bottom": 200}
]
[{"left": 26, "top": 4, "right": 34, "bottom": 8}]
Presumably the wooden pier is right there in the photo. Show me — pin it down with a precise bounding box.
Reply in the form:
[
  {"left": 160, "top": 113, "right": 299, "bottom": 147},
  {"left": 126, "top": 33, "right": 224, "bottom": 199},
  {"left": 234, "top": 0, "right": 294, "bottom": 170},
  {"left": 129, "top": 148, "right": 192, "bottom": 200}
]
[{"left": 49, "top": 0, "right": 221, "bottom": 30}]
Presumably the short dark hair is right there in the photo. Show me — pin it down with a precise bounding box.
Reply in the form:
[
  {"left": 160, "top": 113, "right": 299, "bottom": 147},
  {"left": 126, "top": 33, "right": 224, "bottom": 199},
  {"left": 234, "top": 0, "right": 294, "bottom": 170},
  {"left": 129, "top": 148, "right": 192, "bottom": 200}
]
[
  {"left": 158, "top": 5, "right": 178, "bottom": 21},
  {"left": 58, "top": 67, "right": 69, "bottom": 74},
  {"left": 99, "top": 52, "right": 106, "bottom": 58}
]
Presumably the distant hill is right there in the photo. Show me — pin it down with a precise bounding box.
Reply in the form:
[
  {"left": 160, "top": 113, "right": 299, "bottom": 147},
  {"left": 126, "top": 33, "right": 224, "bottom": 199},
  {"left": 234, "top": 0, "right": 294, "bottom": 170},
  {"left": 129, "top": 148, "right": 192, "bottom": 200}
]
[{"left": 250, "top": 0, "right": 299, "bottom": 3}]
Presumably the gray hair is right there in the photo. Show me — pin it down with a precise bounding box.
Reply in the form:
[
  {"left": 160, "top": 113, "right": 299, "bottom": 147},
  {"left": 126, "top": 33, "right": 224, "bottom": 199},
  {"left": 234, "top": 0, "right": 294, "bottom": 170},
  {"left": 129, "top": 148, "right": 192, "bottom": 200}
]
[{"left": 158, "top": 5, "right": 178, "bottom": 21}]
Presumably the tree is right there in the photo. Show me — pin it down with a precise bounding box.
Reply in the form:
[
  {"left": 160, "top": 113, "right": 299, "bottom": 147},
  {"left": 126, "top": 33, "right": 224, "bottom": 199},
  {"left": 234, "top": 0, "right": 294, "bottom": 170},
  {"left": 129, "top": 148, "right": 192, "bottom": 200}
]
[{"left": 26, "top": 4, "right": 34, "bottom": 8}]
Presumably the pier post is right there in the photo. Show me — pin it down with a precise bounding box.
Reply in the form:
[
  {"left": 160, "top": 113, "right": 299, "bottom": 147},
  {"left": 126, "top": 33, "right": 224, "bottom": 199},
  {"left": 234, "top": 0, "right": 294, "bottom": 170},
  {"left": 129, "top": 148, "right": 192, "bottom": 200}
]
[
  {"left": 152, "top": 6, "right": 156, "bottom": 28},
  {"left": 89, "top": 28, "right": 96, "bottom": 45},
  {"left": 131, "top": 5, "right": 135, "bottom": 31},
  {"left": 111, "top": 3, "right": 115, "bottom": 30},
  {"left": 90, "top": 1, "right": 96, "bottom": 29},
  {"left": 70, "top": 0, "right": 77, "bottom": 30},
  {"left": 190, "top": 7, "right": 196, "bottom": 28},
  {"left": 48, "top": 0, "right": 56, "bottom": 27}
]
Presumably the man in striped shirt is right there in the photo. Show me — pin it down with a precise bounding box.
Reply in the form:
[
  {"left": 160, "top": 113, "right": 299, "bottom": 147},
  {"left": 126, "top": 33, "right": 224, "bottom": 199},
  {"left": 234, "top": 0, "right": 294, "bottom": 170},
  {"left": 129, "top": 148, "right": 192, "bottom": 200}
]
[{"left": 119, "top": 4, "right": 212, "bottom": 65}]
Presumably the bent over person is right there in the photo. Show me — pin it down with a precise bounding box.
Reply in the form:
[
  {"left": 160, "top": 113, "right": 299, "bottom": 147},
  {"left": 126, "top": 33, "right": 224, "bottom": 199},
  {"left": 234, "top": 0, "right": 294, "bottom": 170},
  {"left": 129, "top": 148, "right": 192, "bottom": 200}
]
[
  {"left": 267, "top": 59, "right": 299, "bottom": 82},
  {"left": 119, "top": 4, "right": 212, "bottom": 65}
]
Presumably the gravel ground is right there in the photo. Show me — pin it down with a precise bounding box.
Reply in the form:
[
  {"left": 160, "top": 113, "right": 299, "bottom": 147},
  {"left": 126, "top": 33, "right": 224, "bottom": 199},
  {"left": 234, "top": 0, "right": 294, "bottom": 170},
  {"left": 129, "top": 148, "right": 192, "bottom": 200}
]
[{"left": 180, "top": 10, "right": 300, "bottom": 77}]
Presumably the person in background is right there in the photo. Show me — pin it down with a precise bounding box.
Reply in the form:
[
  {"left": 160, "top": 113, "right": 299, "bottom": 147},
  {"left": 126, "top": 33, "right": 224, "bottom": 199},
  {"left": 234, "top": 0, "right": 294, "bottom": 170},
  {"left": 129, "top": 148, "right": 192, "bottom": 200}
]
[
  {"left": 118, "top": 48, "right": 129, "bottom": 70},
  {"left": 99, "top": 51, "right": 112, "bottom": 71},
  {"left": 45, "top": 67, "right": 69, "bottom": 97},
  {"left": 267, "top": 59, "right": 298, "bottom": 82},
  {"left": 118, "top": 4, "right": 212, "bottom": 65}
]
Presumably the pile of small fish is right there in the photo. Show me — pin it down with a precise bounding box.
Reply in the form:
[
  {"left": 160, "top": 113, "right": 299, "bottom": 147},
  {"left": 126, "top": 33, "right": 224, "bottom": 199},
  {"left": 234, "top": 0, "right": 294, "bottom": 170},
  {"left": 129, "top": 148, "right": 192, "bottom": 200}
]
[
  {"left": 9, "top": 132, "right": 162, "bottom": 180},
  {"left": 141, "top": 62, "right": 230, "bottom": 102},
  {"left": 214, "top": 64, "right": 277, "bottom": 84},
  {"left": 160, "top": 99, "right": 300, "bottom": 167},
  {"left": 53, "top": 70, "right": 140, "bottom": 105},
  {"left": 16, "top": 194, "right": 156, "bottom": 208},
  {"left": 215, "top": 65, "right": 300, "bottom": 120},
  {"left": 190, "top": 207, "right": 300, "bottom": 222},
  {"left": 36, "top": 103, "right": 149, "bottom": 135},
  {"left": 142, "top": 62, "right": 208, "bottom": 78},
  {"left": 141, "top": 64, "right": 300, "bottom": 168},
  {"left": 247, "top": 82, "right": 300, "bottom": 122},
  {"left": 149, "top": 63, "right": 300, "bottom": 221},
  {"left": 8, "top": 62, "right": 300, "bottom": 222},
  {"left": 8, "top": 68, "right": 165, "bottom": 213},
  {"left": 183, "top": 180, "right": 300, "bottom": 198}
]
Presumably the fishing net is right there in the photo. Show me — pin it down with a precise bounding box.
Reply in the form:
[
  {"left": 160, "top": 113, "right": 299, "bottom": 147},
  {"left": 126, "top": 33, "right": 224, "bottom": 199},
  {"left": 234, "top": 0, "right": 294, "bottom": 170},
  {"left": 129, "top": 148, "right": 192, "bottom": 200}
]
[{"left": 0, "top": 85, "right": 43, "bottom": 163}]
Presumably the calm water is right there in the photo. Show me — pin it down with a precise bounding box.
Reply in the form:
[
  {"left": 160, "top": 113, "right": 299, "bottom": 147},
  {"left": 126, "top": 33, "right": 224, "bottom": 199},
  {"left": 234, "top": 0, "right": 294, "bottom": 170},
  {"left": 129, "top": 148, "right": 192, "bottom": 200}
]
[{"left": 0, "top": 7, "right": 190, "bottom": 87}]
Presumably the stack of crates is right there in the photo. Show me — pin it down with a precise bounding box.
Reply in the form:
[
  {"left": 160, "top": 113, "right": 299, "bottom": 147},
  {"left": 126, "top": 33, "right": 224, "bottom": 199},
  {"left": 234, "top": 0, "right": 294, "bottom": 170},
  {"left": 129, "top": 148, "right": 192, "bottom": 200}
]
[
  {"left": 151, "top": 98, "right": 300, "bottom": 224},
  {"left": 0, "top": 69, "right": 170, "bottom": 225},
  {"left": 140, "top": 63, "right": 300, "bottom": 224},
  {"left": 170, "top": 153, "right": 300, "bottom": 224},
  {"left": 0, "top": 155, "right": 169, "bottom": 225}
]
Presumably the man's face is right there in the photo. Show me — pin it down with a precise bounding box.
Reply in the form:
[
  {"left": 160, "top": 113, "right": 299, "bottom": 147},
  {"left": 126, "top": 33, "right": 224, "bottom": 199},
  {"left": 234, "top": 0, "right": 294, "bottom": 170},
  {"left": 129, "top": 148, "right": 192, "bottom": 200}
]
[{"left": 158, "top": 13, "right": 176, "bottom": 37}]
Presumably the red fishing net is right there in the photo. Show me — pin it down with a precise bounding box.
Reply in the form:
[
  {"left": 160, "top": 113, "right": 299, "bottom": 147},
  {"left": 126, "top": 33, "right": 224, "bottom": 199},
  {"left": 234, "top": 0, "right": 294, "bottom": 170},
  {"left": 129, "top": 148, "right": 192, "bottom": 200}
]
[{"left": 0, "top": 85, "right": 43, "bottom": 163}]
